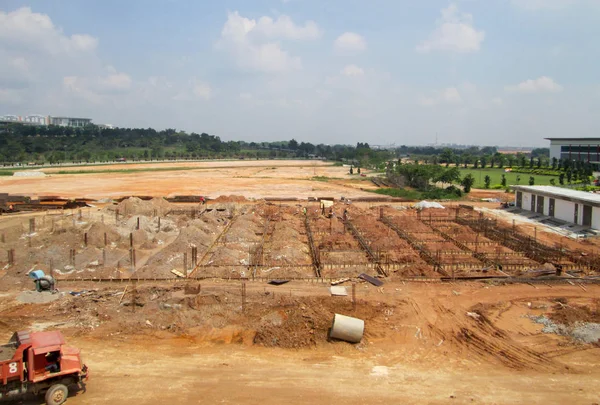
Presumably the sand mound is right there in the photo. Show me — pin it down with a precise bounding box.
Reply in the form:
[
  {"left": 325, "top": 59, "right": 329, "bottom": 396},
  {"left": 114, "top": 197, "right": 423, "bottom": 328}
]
[
  {"left": 116, "top": 197, "right": 172, "bottom": 216},
  {"left": 86, "top": 223, "right": 121, "bottom": 247},
  {"left": 212, "top": 195, "right": 247, "bottom": 203}
]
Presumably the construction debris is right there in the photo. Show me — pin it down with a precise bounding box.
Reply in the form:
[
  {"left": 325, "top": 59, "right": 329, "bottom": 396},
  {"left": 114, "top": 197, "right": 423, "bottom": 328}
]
[{"left": 329, "top": 286, "right": 348, "bottom": 296}]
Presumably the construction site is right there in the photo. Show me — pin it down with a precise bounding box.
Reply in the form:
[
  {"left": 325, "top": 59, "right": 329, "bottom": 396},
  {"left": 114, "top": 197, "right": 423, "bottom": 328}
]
[{"left": 0, "top": 161, "right": 599, "bottom": 404}]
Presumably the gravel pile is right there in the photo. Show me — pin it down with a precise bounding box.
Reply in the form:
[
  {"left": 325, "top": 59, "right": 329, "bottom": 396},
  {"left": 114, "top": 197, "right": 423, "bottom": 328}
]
[
  {"left": 17, "top": 291, "right": 62, "bottom": 304},
  {"left": 13, "top": 171, "right": 46, "bottom": 177},
  {"left": 529, "top": 315, "right": 600, "bottom": 344}
]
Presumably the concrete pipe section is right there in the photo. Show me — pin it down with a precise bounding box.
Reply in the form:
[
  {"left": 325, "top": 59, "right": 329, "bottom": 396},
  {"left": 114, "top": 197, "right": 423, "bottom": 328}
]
[{"left": 329, "top": 314, "right": 364, "bottom": 343}]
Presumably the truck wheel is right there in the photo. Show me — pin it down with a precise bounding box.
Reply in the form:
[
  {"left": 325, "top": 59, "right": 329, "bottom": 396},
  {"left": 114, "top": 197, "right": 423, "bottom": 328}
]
[{"left": 45, "top": 384, "right": 69, "bottom": 405}]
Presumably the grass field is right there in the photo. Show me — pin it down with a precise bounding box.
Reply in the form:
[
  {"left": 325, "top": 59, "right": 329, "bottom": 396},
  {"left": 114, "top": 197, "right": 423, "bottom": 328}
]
[{"left": 458, "top": 168, "right": 559, "bottom": 189}]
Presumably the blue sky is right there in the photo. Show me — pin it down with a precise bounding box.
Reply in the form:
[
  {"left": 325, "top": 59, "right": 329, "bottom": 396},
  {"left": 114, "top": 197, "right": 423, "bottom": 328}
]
[{"left": 1, "top": 0, "right": 599, "bottom": 146}]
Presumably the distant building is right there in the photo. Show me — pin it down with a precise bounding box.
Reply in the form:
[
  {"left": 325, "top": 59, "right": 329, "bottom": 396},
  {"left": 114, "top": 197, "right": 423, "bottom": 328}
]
[
  {"left": 0, "top": 114, "right": 93, "bottom": 128},
  {"left": 22, "top": 115, "right": 48, "bottom": 125},
  {"left": 48, "top": 116, "right": 92, "bottom": 128},
  {"left": 546, "top": 137, "right": 600, "bottom": 163},
  {"left": 0, "top": 115, "right": 21, "bottom": 122},
  {"left": 512, "top": 185, "right": 600, "bottom": 229}
]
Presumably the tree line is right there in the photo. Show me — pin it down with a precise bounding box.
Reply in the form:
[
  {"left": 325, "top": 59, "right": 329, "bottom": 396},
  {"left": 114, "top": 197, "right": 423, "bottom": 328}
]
[{"left": 1, "top": 122, "right": 552, "bottom": 169}]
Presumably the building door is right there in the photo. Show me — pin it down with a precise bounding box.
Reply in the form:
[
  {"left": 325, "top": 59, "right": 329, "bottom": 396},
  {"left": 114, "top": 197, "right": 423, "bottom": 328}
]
[
  {"left": 536, "top": 196, "right": 544, "bottom": 214},
  {"left": 574, "top": 204, "right": 579, "bottom": 224},
  {"left": 549, "top": 198, "right": 555, "bottom": 217},
  {"left": 583, "top": 205, "right": 592, "bottom": 227},
  {"left": 516, "top": 192, "right": 523, "bottom": 208},
  {"left": 530, "top": 195, "right": 536, "bottom": 212}
]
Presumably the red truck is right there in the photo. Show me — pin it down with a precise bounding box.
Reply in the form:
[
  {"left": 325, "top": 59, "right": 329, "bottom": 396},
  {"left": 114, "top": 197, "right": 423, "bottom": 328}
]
[{"left": 0, "top": 330, "right": 88, "bottom": 405}]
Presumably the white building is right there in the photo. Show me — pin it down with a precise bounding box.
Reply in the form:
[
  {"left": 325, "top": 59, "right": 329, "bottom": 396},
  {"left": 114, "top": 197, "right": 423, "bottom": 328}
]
[
  {"left": 48, "top": 116, "right": 92, "bottom": 127},
  {"left": 22, "top": 115, "right": 48, "bottom": 125},
  {"left": 546, "top": 137, "right": 600, "bottom": 163},
  {"left": 512, "top": 185, "right": 600, "bottom": 229}
]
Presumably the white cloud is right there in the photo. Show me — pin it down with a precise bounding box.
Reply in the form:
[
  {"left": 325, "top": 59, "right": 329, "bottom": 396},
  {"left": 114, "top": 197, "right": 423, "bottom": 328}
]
[
  {"left": 334, "top": 32, "right": 367, "bottom": 52},
  {"left": 10, "top": 57, "right": 29, "bottom": 71},
  {"left": 491, "top": 97, "right": 504, "bottom": 106},
  {"left": 418, "top": 87, "right": 462, "bottom": 106},
  {"left": 217, "top": 11, "right": 319, "bottom": 73},
  {"left": 193, "top": 82, "right": 212, "bottom": 100},
  {"left": 63, "top": 69, "right": 133, "bottom": 103},
  {"left": 0, "top": 88, "right": 25, "bottom": 105},
  {"left": 510, "top": 0, "right": 578, "bottom": 10},
  {"left": 70, "top": 34, "right": 98, "bottom": 51},
  {"left": 253, "top": 15, "right": 321, "bottom": 40},
  {"left": 505, "top": 76, "right": 563, "bottom": 93},
  {"left": 417, "top": 4, "right": 485, "bottom": 53},
  {"left": 100, "top": 73, "right": 132, "bottom": 92},
  {"left": 0, "top": 7, "right": 98, "bottom": 55},
  {"left": 341, "top": 64, "right": 364, "bottom": 77}
]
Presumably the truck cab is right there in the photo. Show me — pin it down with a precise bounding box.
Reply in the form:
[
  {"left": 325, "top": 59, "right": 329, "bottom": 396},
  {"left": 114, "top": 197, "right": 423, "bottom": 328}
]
[{"left": 0, "top": 331, "right": 88, "bottom": 404}]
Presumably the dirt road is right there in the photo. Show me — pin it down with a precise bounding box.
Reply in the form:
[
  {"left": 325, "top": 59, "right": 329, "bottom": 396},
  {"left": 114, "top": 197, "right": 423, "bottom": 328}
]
[
  {"left": 37, "top": 337, "right": 594, "bottom": 405},
  {"left": 0, "top": 160, "right": 378, "bottom": 200}
]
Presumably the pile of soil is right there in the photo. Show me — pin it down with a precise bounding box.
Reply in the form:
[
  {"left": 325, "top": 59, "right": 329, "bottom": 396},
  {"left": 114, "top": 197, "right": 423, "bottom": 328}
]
[
  {"left": 319, "top": 233, "right": 359, "bottom": 250},
  {"left": 86, "top": 223, "right": 121, "bottom": 248},
  {"left": 211, "top": 195, "right": 248, "bottom": 203},
  {"left": 549, "top": 299, "right": 600, "bottom": 325},
  {"left": 267, "top": 222, "right": 311, "bottom": 266},
  {"left": 17, "top": 291, "right": 62, "bottom": 304},
  {"left": 115, "top": 197, "right": 172, "bottom": 216},
  {"left": 253, "top": 296, "right": 390, "bottom": 348}
]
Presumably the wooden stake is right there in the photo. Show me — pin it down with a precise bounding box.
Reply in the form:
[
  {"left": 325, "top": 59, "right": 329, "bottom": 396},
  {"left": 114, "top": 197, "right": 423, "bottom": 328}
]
[{"left": 119, "top": 285, "right": 129, "bottom": 304}]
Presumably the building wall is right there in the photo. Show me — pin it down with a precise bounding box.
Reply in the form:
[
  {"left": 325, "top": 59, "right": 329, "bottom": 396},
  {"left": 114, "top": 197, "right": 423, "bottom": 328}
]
[
  {"left": 549, "top": 140, "right": 600, "bottom": 163},
  {"left": 554, "top": 198, "right": 575, "bottom": 224},
  {"left": 549, "top": 144, "right": 561, "bottom": 161},
  {"left": 520, "top": 192, "right": 532, "bottom": 210}
]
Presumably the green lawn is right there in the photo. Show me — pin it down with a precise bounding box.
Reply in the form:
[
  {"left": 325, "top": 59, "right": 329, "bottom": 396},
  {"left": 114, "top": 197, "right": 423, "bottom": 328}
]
[{"left": 458, "top": 168, "right": 559, "bottom": 189}]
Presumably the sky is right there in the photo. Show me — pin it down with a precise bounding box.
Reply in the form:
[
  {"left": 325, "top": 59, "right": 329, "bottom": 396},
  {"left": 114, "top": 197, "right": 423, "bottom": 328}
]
[{"left": 0, "top": 0, "right": 599, "bottom": 147}]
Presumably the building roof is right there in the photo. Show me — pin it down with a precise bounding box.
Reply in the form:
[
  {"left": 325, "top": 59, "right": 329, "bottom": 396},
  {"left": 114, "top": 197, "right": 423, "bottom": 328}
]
[
  {"left": 545, "top": 138, "right": 600, "bottom": 142},
  {"left": 512, "top": 185, "right": 600, "bottom": 207}
]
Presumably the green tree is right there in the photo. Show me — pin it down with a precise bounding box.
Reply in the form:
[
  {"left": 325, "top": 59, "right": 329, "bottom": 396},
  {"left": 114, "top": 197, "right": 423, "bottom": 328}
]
[
  {"left": 520, "top": 156, "right": 527, "bottom": 168},
  {"left": 501, "top": 174, "right": 507, "bottom": 187},
  {"left": 550, "top": 178, "right": 556, "bottom": 186},
  {"left": 529, "top": 157, "right": 534, "bottom": 168},
  {"left": 461, "top": 174, "right": 475, "bottom": 193},
  {"left": 567, "top": 170, "right": 572, "bottom": 184},
  {"left": 559, "top": 173, "right": 565, "bottom": 185},
  {"left": 551, "top": 157, "right": 557, "bottom": 170},
  {"left": 480, "top": 156, "right": 488, "bottom": 169},
  {"left": 495, "top": 153, "right": 505, "bottom": 168},
  {"left": 434, "top": 167, "right": 461, "bottom": 187},
  {"left": 484, "top": 175, "right": 491, "bottom": 189},
  {"left": 529, "top": 176, "right": 535, "bottom": 185}
]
